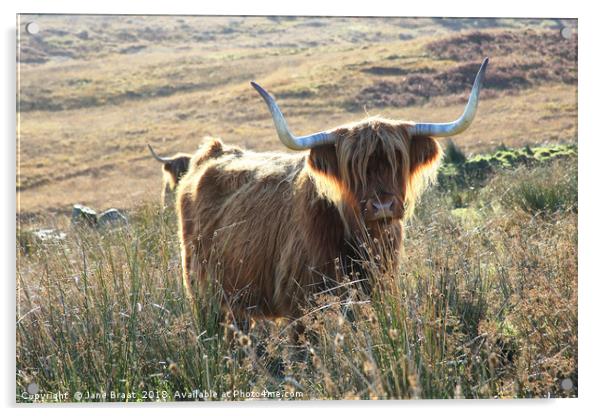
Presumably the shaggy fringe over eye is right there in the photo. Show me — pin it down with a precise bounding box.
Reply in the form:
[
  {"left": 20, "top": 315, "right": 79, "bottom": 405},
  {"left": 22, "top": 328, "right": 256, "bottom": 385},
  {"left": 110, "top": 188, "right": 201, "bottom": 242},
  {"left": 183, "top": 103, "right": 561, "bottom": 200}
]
[{"left": 334, "top": 117, "right": 439, "bottom": 218}]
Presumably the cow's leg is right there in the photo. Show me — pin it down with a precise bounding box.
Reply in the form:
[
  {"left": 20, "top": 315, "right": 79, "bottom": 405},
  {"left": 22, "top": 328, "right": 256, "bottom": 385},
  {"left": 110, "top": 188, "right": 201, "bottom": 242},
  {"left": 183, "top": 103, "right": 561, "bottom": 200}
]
[
  {"left": 161, "top": 178, "right": 171, "bottom": 210},
  {"left": 177, "top": 192, "right": 199, "bottom": 297}
]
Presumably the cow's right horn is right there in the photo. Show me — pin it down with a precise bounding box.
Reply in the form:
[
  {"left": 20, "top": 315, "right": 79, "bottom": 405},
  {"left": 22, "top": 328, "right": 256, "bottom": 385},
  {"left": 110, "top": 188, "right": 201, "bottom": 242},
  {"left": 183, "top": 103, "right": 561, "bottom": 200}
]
[
  {"left": 251, "top": 81, "right": 336, "bottom": 150},
  {"left": 147, "top": 144, "right": 172, "bottom": 163}
]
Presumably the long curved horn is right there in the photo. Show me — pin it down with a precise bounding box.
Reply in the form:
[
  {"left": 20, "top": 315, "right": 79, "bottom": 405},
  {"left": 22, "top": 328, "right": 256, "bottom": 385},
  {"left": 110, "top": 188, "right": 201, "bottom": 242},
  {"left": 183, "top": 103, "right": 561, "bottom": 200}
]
[
  {"left": 251, "top": 81, "right": 336, "bottom": 150},
  {"left": 409, "top": 57, "right": 489, "bottom": 137},
  {"left": 147, "top": 144, "right": 172, "bottom": 163}
]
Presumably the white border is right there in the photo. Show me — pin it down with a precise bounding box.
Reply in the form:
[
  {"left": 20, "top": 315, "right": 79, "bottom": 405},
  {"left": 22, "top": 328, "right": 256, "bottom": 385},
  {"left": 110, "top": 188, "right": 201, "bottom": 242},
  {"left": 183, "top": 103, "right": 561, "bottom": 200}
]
[
  {"left": 3, "top": 1, "right": 600, "bottom": 415},
  {"left": 6, "top": 0, "right": 582, "bottom": 18}
]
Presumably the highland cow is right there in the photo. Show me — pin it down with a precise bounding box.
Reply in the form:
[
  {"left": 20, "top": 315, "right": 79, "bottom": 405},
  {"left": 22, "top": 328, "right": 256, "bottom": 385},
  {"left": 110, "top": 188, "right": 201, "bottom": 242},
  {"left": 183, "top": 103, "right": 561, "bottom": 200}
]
[
  {"left": 148, "top": 144, "right": 192, "bottom": 207},
  {"left": 177, "top": 58, "right": 489, "bottom": 322}
]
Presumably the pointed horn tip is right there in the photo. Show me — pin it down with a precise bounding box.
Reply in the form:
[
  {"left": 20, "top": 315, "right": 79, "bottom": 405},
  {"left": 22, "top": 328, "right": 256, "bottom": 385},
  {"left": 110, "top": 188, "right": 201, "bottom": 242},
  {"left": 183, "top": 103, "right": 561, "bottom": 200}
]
[
  {"left": 479, "top": 57, "right": 489, "bottom": 74},
  {"left": 250, "top": 81, "right": 270, "bottom": 97},
  {"left": 250, "top": 81, "right": 264, "bottom": 93}
]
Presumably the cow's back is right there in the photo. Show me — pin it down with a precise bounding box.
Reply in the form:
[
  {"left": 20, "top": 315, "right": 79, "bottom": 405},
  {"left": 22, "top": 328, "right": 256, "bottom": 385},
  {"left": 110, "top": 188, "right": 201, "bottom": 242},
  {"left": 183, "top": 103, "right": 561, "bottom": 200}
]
[{"left": 177, "top": 138, "right": 316, "bottom": 318}]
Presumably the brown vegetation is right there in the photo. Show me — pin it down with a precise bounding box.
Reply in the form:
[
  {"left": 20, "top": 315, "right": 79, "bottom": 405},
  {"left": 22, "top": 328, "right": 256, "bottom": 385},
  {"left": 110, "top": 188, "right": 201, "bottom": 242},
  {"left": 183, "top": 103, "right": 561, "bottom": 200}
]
[{"left": 352, "top": 29, "right": 577, "bottom": 109}]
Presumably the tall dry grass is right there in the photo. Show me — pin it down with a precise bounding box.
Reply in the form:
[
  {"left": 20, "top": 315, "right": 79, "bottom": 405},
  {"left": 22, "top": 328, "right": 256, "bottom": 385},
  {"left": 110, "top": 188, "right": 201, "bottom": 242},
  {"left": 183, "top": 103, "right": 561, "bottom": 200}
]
[{"left": 16, "top": 154, "right": 577, "bottom": 401}]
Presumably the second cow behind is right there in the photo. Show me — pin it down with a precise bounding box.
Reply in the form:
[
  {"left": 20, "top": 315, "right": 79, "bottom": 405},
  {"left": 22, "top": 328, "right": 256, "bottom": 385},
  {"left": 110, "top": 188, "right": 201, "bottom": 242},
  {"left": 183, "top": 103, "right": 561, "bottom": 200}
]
[{"left": 148, "top": 144, "right": 192, "bottom": 208}]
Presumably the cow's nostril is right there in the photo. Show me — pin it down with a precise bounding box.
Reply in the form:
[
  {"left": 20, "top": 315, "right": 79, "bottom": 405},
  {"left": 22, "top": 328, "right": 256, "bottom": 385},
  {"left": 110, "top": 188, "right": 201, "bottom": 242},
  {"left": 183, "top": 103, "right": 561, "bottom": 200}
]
[{"left": 372, "top": 200, "right": 393, "bottom": 211}]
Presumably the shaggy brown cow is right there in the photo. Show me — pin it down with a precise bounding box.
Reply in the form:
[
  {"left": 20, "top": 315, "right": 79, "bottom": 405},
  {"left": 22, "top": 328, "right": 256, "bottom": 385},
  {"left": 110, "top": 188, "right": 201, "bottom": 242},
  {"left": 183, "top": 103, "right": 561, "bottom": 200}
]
[
  {"left": 177, "top": 58, "right": 488, "bottom": 322},
  {"left": 148, "top": 144, "right": 192, "bottom": 207}
]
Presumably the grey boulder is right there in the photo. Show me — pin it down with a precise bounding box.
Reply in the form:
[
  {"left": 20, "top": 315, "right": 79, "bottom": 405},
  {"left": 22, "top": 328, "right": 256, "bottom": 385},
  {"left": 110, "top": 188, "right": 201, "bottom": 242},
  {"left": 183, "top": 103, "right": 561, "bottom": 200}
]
[
  {"left": 98, "top": 208, "right": 128, "bottom": 228},
  {"left": 71, "top": 204, "right": 97, "bottom": 226}
]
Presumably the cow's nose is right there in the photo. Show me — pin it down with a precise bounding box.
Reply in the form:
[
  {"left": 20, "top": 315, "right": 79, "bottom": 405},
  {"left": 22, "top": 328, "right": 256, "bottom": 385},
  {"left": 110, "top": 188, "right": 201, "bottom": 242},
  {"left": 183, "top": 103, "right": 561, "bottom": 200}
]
[{"left": 372, "top": 200, "right": 393, "bottom": 212}]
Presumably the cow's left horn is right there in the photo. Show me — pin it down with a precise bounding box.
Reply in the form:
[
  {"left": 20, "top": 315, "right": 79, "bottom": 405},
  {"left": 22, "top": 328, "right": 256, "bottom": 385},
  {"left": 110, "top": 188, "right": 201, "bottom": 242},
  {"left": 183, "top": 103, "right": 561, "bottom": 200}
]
[
  {"left": 409, "top": 57, "right": 489, "bottom": 138},
  {"left": 251, "top": 81, "right": 336, "bottom": 150}
]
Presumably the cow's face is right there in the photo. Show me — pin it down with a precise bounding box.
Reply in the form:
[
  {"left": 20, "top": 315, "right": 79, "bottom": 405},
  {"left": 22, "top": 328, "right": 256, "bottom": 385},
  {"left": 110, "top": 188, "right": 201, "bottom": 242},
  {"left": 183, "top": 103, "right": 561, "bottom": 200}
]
[
  {"left": 308, "top": 118, "right": 442, "bottom": 229},
  {"left": 350, "top": 143, "right": 406, "bottom": 223}
]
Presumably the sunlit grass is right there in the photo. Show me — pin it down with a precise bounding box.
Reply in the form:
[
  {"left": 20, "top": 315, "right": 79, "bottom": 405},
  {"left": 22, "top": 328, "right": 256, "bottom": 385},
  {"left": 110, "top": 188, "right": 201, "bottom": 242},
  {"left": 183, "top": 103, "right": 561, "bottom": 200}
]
[{"left": 16, "top": 152, "right": 577, "bottom": 402}]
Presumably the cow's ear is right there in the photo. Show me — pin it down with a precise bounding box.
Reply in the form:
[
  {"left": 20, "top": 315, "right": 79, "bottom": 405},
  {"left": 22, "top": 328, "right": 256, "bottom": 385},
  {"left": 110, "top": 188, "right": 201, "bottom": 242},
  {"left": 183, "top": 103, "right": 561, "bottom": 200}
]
[
  {"left": 308, "top": 144, "right": 339, "bottom": 178},
  {"left": 202, "top": 138, "right": 224, "bottom": 158},
  {"left": 409, "top": 135, "right": 442, "bottom": 177},
  {"left": 193, "top": 138, "right": 224, "bottom": 167}
]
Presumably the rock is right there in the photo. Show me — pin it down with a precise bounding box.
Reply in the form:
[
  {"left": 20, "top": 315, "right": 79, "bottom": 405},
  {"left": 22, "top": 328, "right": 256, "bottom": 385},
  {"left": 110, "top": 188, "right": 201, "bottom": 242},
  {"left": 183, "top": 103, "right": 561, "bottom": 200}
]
[
  {"left": 19, "top": 228, "right": 67, "bottom": 253},
  {"left": 32, "top": 228, "right": 67, "bottom": 242},
  {"left": 70, "top": 205, "right": 127, "bottom": 229},
  {"left": 71, "top": 204, "right": 98, "bottom": 226},
  {"left": 98, "top": 208, "right": 128, "bottom": 228}
]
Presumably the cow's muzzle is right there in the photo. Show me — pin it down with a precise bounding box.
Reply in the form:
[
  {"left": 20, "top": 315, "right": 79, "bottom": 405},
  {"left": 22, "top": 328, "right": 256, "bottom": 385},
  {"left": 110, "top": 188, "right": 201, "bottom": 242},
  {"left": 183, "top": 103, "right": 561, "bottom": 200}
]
[{"left": 364, "top": 195, "right": 404, "bottom": 221}]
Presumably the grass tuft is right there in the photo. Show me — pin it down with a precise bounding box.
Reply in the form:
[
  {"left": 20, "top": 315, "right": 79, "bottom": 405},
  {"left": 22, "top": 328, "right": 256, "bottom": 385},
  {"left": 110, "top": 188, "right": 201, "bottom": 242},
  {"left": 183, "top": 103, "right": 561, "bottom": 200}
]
[{"left": 496, "top": 161, "right": 577, "bottom": 216}]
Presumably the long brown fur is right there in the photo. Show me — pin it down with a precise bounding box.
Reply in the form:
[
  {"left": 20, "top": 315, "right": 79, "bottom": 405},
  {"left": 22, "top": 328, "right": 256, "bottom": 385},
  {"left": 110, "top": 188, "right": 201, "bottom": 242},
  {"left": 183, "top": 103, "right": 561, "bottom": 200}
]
[{"left": 176, "top": 117, "right": 442, "bottom": 320}]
